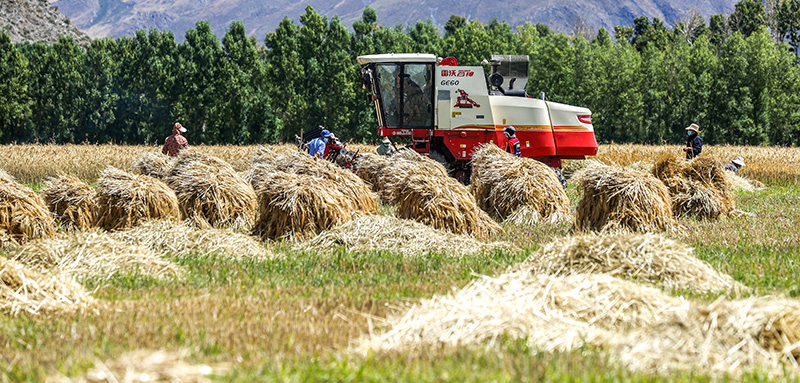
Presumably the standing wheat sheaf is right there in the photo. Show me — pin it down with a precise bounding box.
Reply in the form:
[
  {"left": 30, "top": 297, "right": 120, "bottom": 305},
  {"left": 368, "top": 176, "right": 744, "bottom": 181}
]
[
  {"left": 0, "top": 169, "right": 57, "bottom": 246},
  {"left": 40, "top": 174, "right": 97, "bottom": 230},
  {"left": 94, "top": 167, "right": 181, "bottom": 231},
  {"left": 652, "top": 155, "right": 735, "bottom": 219}
]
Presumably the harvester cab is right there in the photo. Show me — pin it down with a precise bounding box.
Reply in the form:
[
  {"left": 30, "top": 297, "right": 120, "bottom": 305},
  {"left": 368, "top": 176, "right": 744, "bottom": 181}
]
[{"left": 357, "top": 53, "right": 598, "bottom": 182}]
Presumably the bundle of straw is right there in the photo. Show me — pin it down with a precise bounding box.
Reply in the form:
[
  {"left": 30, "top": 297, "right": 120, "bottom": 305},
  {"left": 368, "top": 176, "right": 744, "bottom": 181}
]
[
  {"left": 573, "top": 161, "right": 675, "bottom": 232},
  {"left": 253, "top": 172, "right": 354, "bottom": 240},
  {"left": 165, "top": 151, "right": 257, "bottom": 230},
  {"left": 0, "top": 256, "right": 94, "bottom": 316},
  {"left": 41, "top": 174, "right": 97, "bottom": 230},
  {"left": 395, "top": 173, "right": 503, "bottom": 239},
  {"left": 350, "top": 153, "right": 393, "bottom": 196},
  {"left": 249, "top": 149, "right": 377, "bottom": 214},
  {"left": 471, "top": 145, "right": 571, "bottom": 224},
  {"left": 0, "top": 169, "right": 57, "bottom": 245},
  {"left": 524, "top": 233, "right": 745, "bottom": 294},
  {"left": 10, "top": 230, "right": 183, "bottom": 281},
  {"left": 374, "top": 150, "right": 450, "bottom": 204},
  {"left": 305, "top": 215, "right": 511, "bottom": 257},
  {"left": 134, "top": 152, "right": 176, "bottom": 180},
  {"left": 652, "top": 155, "right": 735, "bottom": 219},
  {"left": 94, "top": 167, "right": 181, "bottom": 230},
  {"left": 112, "top": 220, "right": 273, "bottom": 259}
]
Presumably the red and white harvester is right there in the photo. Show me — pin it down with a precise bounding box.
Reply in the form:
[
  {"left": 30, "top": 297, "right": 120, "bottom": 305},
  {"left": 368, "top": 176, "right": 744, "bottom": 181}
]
[{"left": 357, "top": 53, "right": 598, "bottom": 182}]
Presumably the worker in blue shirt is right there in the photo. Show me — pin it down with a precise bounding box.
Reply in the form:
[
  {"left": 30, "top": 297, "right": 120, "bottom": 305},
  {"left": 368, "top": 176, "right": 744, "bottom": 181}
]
[
  {"left": 307, "top": 129, "right": 331, "bottom": 159},
  {"left": 683, "top": 123, "right": 703, "bottom": 160}
]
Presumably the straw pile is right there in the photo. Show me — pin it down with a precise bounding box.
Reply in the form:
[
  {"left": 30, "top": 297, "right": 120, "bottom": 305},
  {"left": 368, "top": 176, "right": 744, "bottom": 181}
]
[
  {"left": 350, "top": 153, "right": 393, "bottom": 197},
  {"left": 94, "top": 167, "right": 181, "bottom": 230},
  {"left": 573, "top": 161, "right": 675, "bottom": 232},
  {"left": 10, "top": 230, "right": 183, "bottom": 281},
  {"left": 471, "top": 145, "right": 571, "bottom": 224},
  {"left": 523, "top": 233, "right": 745, "bottom": 294},
  {"left": 134, "top": 152, "right": 175, "bottom": 179},
  {"left": 395, "top": 174, "right": 503, "bottom": 239},
  {"left": 305, "top": 215, "right": 511, "bottom": 256},
  {"left": 0, "top": 169, "right": 57, "bottom": 245},
  {"left": 370, "top": 150, "right": 450, "bottom": 204},
  {"left": 52, "top": 349, "right": 228, "bottom": 383},
  {"left": 41, "top": 175, "right": 97, "bottom": 230},
  {"left": 253, "top": 172, "right": 355, "bottom": 240},
  {"left": 165, "top": 151, "right": 257, "bottom": 230},
  {"left": 248, "top": 148, "right": 378, "bottom": 214},
  {"left": 0, "top": 256, "right": 94, "bottom": 316},
  {"left": 356, "top": 267, "right": 800, "bottom": 377},
  {"left": 112, "top": 220, "right": 273, "bottom": 259},
  {"left": 723, "top": 170, "right": 766, "bottom": 192},
  {"left": 652, "top": 156, "right": 735, "bottom": 219}
]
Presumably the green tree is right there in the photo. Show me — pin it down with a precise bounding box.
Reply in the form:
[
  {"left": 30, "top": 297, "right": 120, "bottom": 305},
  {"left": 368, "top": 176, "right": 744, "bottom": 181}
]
[
  {"left": 730, "top": 0, "right": 767, "bottom": 37},
  {"left": 0, "top": 31, "right": 31, "bottom": 143},
  {"left": 80, "top": 38, "right": 119, "bottom": 143}
]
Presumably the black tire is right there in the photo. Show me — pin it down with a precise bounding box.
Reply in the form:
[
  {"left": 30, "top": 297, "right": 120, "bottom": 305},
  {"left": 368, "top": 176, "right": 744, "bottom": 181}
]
[
  {"left": 552, "top": 167, "right": 567, "bottom": 191},
  {"left": 429, "top": 149, "right": 453, "bottom": 174}
]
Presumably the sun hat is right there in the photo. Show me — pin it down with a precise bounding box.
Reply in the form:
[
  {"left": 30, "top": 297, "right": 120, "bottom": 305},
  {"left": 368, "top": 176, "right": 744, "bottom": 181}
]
[
  {"left": 382, "top": 137, "right": 391, "bottom": 144},
  {"left": 685, "top": 123, "right": 700, "bottom": 133},
  {"left": 321, "top": 129, "right": 331, "bottom": 137},
  {"left": 732, "top": 156, "right": 745, "bottom": 167}
]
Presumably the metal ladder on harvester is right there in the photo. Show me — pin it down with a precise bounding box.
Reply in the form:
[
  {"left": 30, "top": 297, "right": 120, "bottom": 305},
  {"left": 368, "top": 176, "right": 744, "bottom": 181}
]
[{"left": 411, "top": 129, "right": 431, "bottom": 155}]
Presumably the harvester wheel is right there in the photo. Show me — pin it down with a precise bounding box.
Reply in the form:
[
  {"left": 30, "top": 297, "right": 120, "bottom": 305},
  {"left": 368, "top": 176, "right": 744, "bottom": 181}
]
[{"left": 429, "top": 150, "right": 452, "bottom": 174}]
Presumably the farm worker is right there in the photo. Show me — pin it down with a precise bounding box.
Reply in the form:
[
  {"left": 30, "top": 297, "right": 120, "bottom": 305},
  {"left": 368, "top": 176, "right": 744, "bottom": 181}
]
[
  {"left": 307, "top": 129, "right": 330, "bottom": 159},
  {"left": 723, "top": 157, "right": 746, "bottom": 173},
  {"left": 683, "top": 123, "right": 703, "bottom": 160},
  {"left": 504, "top": 126, "right": 521, "bottom": 157},
  {"left": 324, "top": 133, "right": 344, "bottom": 162},
  {"left": 376, "top": 137, "right": 396, "bottom": 156},
  {"left": 162, "top": 122, "right": 189, "bottom": 157}
]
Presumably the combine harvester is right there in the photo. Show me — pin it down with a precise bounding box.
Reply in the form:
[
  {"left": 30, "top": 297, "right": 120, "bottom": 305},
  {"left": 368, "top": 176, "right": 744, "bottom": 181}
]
[{"left": 357, "top": 54, "right": 598, "bottom": 183}]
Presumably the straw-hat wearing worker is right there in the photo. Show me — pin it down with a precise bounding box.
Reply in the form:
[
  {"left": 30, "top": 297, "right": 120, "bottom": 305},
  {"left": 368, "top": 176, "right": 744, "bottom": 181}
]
[
  {"left": 723, "top": 156, "right": 746, "bottom": 173},
  {"left": 162, "top": 122, "right": 189, "bottom": 157},
  {"left": 376, "top": 137, "right": 396, "bottom": 156},
  {"left": 683, "top": 123, "right": 703, "bottom": 160},
  {"left": 504, "top": 126, "right": 521, "bottom": 157},
  {"left": 307, "top": 127, "right": 331, "bottom": 159}
]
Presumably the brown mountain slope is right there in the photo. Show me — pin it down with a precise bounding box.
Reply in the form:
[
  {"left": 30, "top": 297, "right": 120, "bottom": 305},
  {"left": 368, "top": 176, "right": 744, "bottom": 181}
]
[
  {"left": 51, "top": 0, "right": 736, "bottom": 41},
  {"left": 0, "top": 0, "right": 90, "bottom": 44}
]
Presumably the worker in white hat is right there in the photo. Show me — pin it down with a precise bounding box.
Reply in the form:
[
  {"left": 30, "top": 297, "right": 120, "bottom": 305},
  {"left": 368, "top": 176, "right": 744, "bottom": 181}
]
[
  {"left": 376, "top": 136, "right": 396, "bottom": 156},
  {"left": 723, "top": 156, "right": 746, "bottom": 173},
  {"left": 162, "top": 122, "right": 189, "bottom": 157},
  {"left": 683, "top": 123, "right": 703, "bottom": 160}
]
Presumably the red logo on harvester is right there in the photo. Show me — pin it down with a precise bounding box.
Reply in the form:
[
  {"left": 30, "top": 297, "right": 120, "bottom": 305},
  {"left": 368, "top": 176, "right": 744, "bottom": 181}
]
[
  {"left": 454, "top": 89, "right": 480, "bottom": 108},
  {"left": 441, "top": 70, "right": 475, "bottom": 77}
]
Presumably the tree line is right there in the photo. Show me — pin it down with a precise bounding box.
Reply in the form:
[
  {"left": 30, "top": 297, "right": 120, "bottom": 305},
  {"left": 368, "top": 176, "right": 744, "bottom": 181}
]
[{"left": 1, "top": 0, "right": 800, "bottom": 146}]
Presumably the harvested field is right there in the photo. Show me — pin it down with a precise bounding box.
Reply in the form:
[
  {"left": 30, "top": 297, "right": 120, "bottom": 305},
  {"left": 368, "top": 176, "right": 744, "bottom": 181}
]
[
  {"left": 573, "top": 162, "right": 675, "bottom": 232},
  {"left": 0, "top": 256, "right": 94, "bottom": 316},
  {"left": 523, "top": 233, "right": 745, "bottom": 294},
  {"left": 653, "top": 155, "right": 735, "bottom": 219},
  {"left": 0, "top": 169, "right": 57, "bottom": 245},
  {"left": 396, "top": 173, "right": 503, "bottom": 239},
  {"left": 165, "top": 151, "right": 257, "bottom": 230},
  {"left": 41, "top": 174, "right": 97, "bottom": 230},
  {"left": 94, "top": 167, "right": 181, "bottom": 231},
  {"left": 253, "top": 172, "right": 355, "bottom": 240},
  {"left": 51, "top": 349, "right": 229, "bottom": 383},
  {"left": 471, "top": 145, "right": 571, "bottom": 224},
  {"left": 357, "top": 267, "right": 800, "bottom": 378},
  {"left": 10, "top": 230, "right": 183, "bottom": 281},
  {"left": 135, "top": 152, "right": 175, "bottom": 179},
  {"left": 305, "top": 215, "right": 511, "bottom": 256},
  {"left": 112, "top": 220, "right": 273, "bottom": 259}
]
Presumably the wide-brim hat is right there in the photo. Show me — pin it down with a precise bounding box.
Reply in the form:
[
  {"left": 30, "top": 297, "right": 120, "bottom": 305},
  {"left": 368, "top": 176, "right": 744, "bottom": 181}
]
[
  {"left": 685, "top": 123, "right": 700, "bottom": 133},
  {"left": 732, "top": 156, "right": 745, "bottom": 167},
  {"left": 178, "top": 126, "right": 187, "bottom": 133},
  {"left": 382, "top": 137, "right": 391, "bottom": 144}
]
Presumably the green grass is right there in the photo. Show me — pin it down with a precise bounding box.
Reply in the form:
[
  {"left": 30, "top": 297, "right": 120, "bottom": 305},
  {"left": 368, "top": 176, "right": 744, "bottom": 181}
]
[{"left": 2, "top": 183, "right": 800, "bottom": 383}]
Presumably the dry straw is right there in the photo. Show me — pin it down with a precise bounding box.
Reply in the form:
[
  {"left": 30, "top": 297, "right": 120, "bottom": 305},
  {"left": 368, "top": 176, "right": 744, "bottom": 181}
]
[
  {"left": 652, "top": 155, "right": 735, "bottom": 219},
  {"left": 41, "top": 174, "right": 97, "bottom": 230},
  {"left": 249, "top": 148, "right": 378, "bottom": 214},
  {"left": 0, "top": 169, "right": 57, "bottom": 245},
  {"left": 357, "top": 267, "right": 800, "bottom": 378},
  {"left": 165, "top": 150, "right": 257, "bottom": 231},
  {"left": 51, "top": 349, "right": 229, "bottom": 383},
  {"left": 523, "top": 233, "right": 745, "bottom": 294},
  {"left": 471, "top": 145, "right": 571, "bottom": 224},
  {"left": 253, "top": 172, "right": 355, "bottom": 240},
  {"left": 94, "top": 167, "right": 181, "bottom": 230},
  {"left": 371, "top": 150, "right": 450, "bottom": 204},
  {"left": 134, "top": 152, "right": 175, "bottom": 180},
  {"left": 112, "top": 220, "right": 273, "bottom": 259},
  {"left": 0, "top": 256, "right": 94, "bottom": 316},
  {"left": 305, "top": 215, "right": 512, "bottom": 256},
  {"left": 10, "top": 230, "right": 184, "bottom": 281},
  {"left": 573, "top": 161, "right": 675, "bottom": 232}
]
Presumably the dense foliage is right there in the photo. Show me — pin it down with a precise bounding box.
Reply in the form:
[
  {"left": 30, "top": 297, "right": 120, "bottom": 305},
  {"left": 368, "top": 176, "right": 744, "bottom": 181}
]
[{"left": 1, "top": 1, "right": 800, "bottom": 145}]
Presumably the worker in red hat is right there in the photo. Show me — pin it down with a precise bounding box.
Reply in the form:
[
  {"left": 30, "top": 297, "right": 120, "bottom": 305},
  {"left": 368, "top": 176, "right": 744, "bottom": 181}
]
[{"left": 162, "top": 122, "right": 189, "bottom": 157}]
